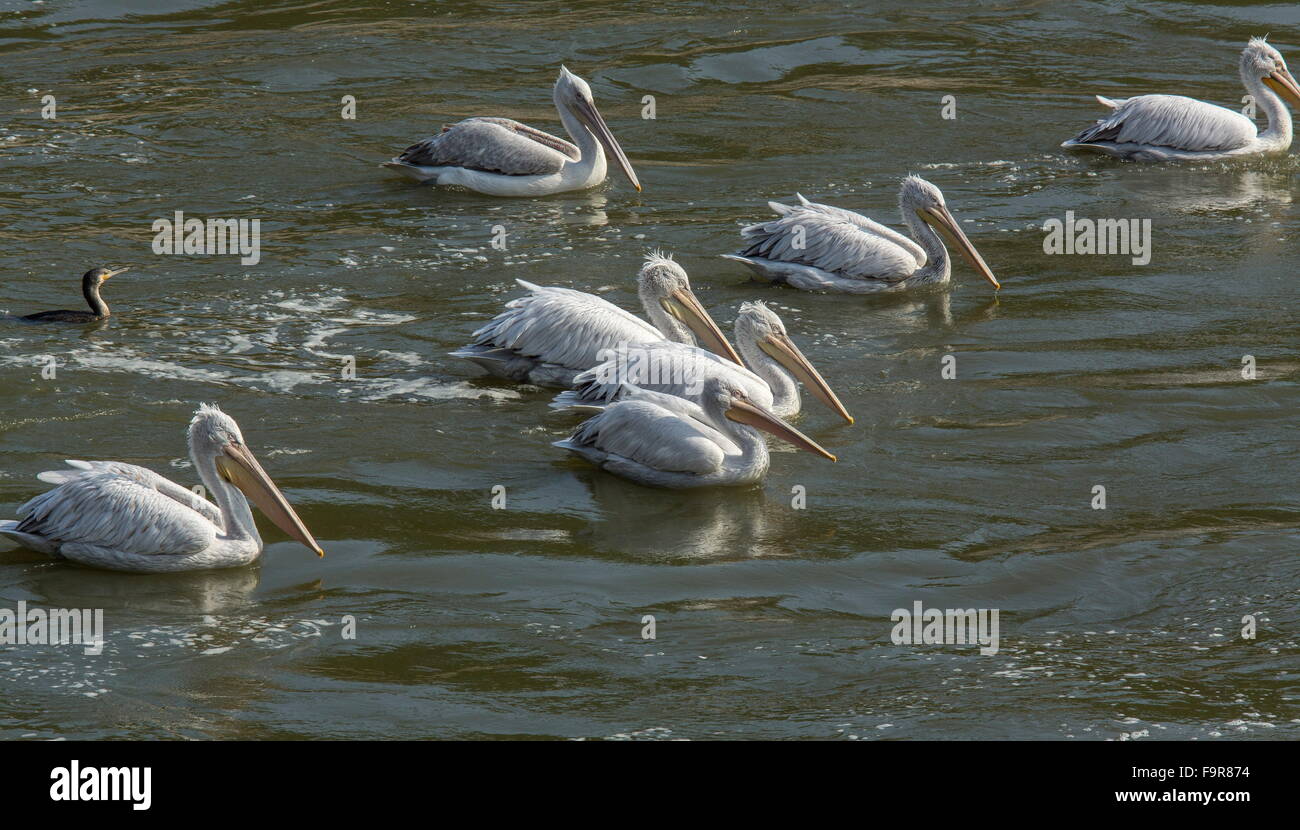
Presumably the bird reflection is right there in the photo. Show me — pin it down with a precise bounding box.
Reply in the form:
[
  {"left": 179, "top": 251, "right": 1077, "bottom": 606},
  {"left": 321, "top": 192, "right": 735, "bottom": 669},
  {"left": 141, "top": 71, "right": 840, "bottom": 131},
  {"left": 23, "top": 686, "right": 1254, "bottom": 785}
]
[
  {"left": 21, "top": 565, "right": 264, "bottom": 617},
  {"left": 573, "top": 473, "right": 811, "bottom": 561},
  {"left": 1133, "top": 168, "right": 1296, "bottom": 214}
]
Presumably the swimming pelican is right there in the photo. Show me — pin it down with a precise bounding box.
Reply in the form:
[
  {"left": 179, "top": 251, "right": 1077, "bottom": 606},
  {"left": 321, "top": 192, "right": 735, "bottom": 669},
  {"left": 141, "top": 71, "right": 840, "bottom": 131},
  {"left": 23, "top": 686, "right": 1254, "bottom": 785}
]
[
  {"left": 553, "top": 300, "right": 853, "bottom": 423},
  {"left": 0, "top": 404, "right": 323, "bottom": 573},
  {"left": 554, "top": 377, "right": 836, "bottom": 488},
  {"left": 1062, "top": 37, "right": 1300, "bottom": 161},
  {"left": 452, "top": 253, "right": 742, "bottom": 387},
  {"left": 384, "top": 66, "right": 641, "bottom": 196},
  {"left": 18, "top": 267, "right": 128, "bottom": 323},
  {"left": 722, "top": 176, "right": 1000, "bottom": 294}
]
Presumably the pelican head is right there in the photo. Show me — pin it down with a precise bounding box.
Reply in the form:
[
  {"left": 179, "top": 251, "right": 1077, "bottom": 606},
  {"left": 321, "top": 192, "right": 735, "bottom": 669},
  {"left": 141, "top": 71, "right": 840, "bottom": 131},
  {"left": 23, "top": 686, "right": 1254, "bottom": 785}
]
[
  {"left": 899, "top": 175, "right": 999, "bottom": 289},
  {"left": 637, "top": 252, "right": 743, "bottom": 364},
  {"left": 1242, "top": 37, "right": 1300, "bottom": 109},
  {"left": 735, "top": 301, "right": 853, "bottom": 424},
  {"left": 555, "top": 66, "right": 641, "bottom": 191},
  {"left": 188, "top": 404, "right": 323, "bottom": 557},
  {"left": 709, "top": 378, "right": 837, "bottom": 462}
]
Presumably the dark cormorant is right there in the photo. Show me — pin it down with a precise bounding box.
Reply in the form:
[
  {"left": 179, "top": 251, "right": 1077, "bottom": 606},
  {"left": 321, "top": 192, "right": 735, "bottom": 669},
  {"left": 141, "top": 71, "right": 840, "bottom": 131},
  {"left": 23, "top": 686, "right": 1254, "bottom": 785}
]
[{"left": 20, "top": 267, "right": 128, "bottom": 323}]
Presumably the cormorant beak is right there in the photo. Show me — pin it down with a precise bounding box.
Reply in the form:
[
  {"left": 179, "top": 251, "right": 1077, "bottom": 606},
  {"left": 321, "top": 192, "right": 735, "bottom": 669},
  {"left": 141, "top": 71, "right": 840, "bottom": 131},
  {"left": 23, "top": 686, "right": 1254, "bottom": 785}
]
[
  {"left": 1264, "top": 66, "right": 1300, "bottom": 108},
  {"left": 758, "top": 333, "right": 854, "bottom": 424},
  {"left": 571, "top": 93, "right": 642, "bottom": 191},
  {"left": 725, "top": 397, "right": 837, "bottom": 461},
  {"left": 662, "top": 289, "right": 743, "bottom": 365},
  {"left": 920, "top": 205, "right": 1000, "bottom": 289},
  {"left": 102, "top": 267, "right": 129, "bottom": 280},
  {"left": 216, "top": 442, "right": 324, "bottom": 557}
]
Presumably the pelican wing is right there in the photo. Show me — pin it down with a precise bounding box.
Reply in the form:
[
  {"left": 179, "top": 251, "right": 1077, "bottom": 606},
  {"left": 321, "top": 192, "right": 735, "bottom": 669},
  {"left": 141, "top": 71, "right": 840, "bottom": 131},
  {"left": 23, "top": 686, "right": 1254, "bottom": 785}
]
[
  {"left": 1067, "top": 94, "right": 1257, "bottom": 152},
  {"left": 397, "top": 117, "right": 579, "bottom": 175},
  {"left": 737, "top": 203, "right": 923, "bottom": 282},
  {"left": 468, "top": 280, "right": 664, "bottom": 371},
  {"left": 565, "top": 396, "right": 735, "bottom": 475},
  {"left": 36, "top": 460, "right": 224, "bottom": 525},
  {"left": 788, "top": 195, "right": 927, "bottom": 265},
  {"left": 562, "top": 342, "right": 768, "bottom": 407},
  {"left": 12, "top": 463, "right": 218, "bottom": 556}
]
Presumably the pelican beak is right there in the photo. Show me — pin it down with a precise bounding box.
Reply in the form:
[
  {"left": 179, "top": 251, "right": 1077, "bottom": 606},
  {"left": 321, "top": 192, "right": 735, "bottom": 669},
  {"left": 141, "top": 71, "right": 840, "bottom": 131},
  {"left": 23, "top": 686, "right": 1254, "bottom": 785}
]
[
  {"left": 920, "top": 205, "right": 1000, "bottom": 289},
  {"left": 216, "top": 442, "right": 324, "bottom": 557},
  {"left": 102, "top": 267, "right": 129, "bottom": 280},
  {"left": 662, "top": 289, "right": 743, "bottom": 364},
  {"left": 1264, "top": 66, "right": 1300, "bottom": 108},
  {"left": 758, "top": 333, "right": 854, "bottom": 424},
  {"left": 572, "top": 95, "right": 642, "bottom": 191},
  {"left": 726, "top": 397, "right": 837, "bottom": 462}
]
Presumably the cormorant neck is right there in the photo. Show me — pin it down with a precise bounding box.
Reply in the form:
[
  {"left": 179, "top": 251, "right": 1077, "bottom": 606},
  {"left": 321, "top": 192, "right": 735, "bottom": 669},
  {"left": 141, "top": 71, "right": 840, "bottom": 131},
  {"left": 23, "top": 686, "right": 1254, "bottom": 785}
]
[{"left": 83, "top": 279, "right": 110, "bottom": 318}]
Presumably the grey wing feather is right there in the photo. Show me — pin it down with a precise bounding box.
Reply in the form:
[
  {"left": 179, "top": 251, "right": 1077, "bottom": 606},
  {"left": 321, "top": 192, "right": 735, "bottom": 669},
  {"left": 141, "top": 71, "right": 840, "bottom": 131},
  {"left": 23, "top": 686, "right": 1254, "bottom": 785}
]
[
  {"left": 15, "top": 464, "right": 217, "bottom": 556},
  {"left": 397, "top": 117, "right": 577, "bottom": 175},
  {"left": 39, "top": 460, "right": 224, "bottom": 525},
  {"left": 564, "top": 342, "right": 770, "bottom": 408},
  {"left": 738, "top": 202, "right": 922, "bottom": 282},
  {"left": 1068, "top": 94, "right": 1256, "bottom": 151},
  {"left": 468, "top": 280, "right": 664, "bottom": 371},
  {"left": 786, "top": 195, "right": 927, "bottom": 265},
  {"left": 565, "top": 397, "right": 730, "bottom": 475}
]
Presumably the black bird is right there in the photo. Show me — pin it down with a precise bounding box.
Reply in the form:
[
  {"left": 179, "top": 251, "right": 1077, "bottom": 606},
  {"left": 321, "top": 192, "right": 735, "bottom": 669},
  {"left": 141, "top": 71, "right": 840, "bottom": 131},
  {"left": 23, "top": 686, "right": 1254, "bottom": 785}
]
[{"left": 20, "top": 267, "right": 128, "bottom": 323}]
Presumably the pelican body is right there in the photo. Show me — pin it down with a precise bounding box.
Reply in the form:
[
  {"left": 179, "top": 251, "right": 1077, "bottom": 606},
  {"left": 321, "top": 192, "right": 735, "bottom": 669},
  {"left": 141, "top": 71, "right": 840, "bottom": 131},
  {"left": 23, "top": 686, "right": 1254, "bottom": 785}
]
[
  {"left": 19, "top": 267, "right": 128, "bottom": 323},
  {"left": 555, "top": 378, "right": 836, "bottom": 488},
  {"left": 0, "top": 405, "right": 323, "bottom": 573},
  {"left": 554, "top": 300, "right": 853, "bottom": 424},
  {"left": 723, "top": 176, "right": 999, "bottom": 294},
  {"left": 452, "top": 253, "right": 741, "bottom": 387},
  {"left": 1062, "top": 38, "right": 1300, "bottom": 161},
  {"left": 385, "top": 67, "right": 641, "bottom": 196}
]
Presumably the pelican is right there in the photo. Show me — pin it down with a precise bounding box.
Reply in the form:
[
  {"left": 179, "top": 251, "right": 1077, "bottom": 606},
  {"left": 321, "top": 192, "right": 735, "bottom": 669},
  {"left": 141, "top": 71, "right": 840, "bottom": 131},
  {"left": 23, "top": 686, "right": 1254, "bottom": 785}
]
[
  {"left": 384, "top": 66, "right": 641, "bottom": 197},
  {"left": 1062, "top": 38, "right": 1300, "bottom": 161},
  {"left": 18, "top": 267, "right": 128, "bottom": 323},
  {"left": 553, "top": 300, "right": 853, "bottom": 423},
  {"left": 452, "top": 253, "right": 742, "bottom": 387},
  {"left": 0, "top": 404, "right": 323, "bottom": 573},
  {"left": 722, "top": 176, "right": 1000, "bottom": 294},
  {"left": 554, "top": 377, "right": 836, "bottom": 488}
]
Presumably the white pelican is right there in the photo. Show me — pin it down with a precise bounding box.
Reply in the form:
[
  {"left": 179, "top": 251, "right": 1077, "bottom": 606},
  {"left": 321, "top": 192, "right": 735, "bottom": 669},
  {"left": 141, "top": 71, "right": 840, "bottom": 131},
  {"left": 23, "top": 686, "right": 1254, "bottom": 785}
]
[
  {"left": 722, "top": 176, "right": 1000, "bottom": 294},
  {"left": 553, "top": 300, "right": 853, "bottom": 423},
  {"left": 18, "top": 267, "right": 128, "bottom": 323},
  {"left": 1062, "top": 38, "right": 1300, "bottom": 161},
  {"left": 452, "top": 253, "right": 742, "bottom": 387},
  {"left": 384, "top": 66, "right": 641, "bottom": 196},
  {"left": 554, "top": 377, "right": 836, "bottom": 488},
  {"left": 0, "top": 404, "right": 323, "bottom": 573}
]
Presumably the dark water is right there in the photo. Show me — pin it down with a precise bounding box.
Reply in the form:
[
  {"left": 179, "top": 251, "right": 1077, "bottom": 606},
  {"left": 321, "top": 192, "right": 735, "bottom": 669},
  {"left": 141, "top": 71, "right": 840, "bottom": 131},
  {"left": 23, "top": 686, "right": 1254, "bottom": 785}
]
[{"left": 0, "top": 0, "right": 1296, "bottom": 739}]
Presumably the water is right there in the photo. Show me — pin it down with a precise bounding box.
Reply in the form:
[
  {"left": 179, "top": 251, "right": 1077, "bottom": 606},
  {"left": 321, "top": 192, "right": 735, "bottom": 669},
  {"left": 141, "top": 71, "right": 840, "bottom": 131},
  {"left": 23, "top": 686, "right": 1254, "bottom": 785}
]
[{"left": 1, "top": 0, "right": 1296, "bottom": 740}]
